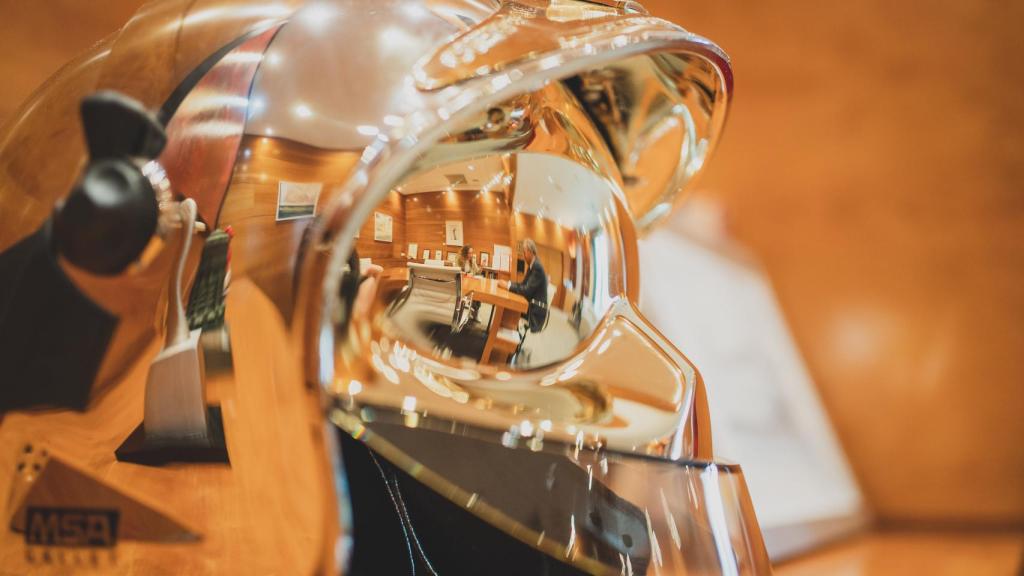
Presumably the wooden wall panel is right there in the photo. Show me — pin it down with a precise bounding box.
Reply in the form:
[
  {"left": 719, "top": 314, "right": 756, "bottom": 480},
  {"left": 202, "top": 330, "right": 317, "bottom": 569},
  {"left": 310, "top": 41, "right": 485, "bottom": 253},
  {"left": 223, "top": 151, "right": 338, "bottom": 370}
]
[
  {"left": 219, "top": 135, "right": 358, "bottom": 321},
  {"left": 403, "top": 190, "right": 512, "bottom": 264},
  {"left": 354, "top": 190, "right": 405, "bottom": 263}
]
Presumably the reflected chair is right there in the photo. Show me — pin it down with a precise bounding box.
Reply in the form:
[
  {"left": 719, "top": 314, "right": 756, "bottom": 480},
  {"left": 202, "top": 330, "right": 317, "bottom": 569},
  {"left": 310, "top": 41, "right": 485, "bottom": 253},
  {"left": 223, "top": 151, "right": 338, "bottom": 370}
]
[
  {"left": 499, "top": 281, "right": 556, "bottom": 368},
  {"left": 397, "top": 263, "right": 466, "bottom": 335}
]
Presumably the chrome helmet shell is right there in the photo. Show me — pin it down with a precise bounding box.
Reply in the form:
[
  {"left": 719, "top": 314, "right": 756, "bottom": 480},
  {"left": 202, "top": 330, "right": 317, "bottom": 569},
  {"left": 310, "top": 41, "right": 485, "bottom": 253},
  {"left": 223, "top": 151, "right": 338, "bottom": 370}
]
[{"left": 0, "top": 1, "right": 766, "bottom": 574}]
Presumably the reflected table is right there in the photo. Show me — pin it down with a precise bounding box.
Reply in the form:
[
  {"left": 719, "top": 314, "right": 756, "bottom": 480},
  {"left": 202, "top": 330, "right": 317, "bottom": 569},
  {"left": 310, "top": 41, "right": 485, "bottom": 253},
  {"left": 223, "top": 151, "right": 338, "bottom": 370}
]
[{"left": 463, "top": 276, "right": 528, "bottom": 364}]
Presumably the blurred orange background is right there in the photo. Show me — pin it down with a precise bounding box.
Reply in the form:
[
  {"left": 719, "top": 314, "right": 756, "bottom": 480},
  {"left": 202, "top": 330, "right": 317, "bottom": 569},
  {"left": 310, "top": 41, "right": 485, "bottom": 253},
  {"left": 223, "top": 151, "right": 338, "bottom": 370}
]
[{"left": 1, "top": 0, "right": 1021, "bottom": 570}]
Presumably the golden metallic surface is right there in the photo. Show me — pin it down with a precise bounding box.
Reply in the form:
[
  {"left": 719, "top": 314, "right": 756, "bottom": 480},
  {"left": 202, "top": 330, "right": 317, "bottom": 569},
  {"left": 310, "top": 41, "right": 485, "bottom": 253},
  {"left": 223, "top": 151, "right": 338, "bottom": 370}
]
[
  {"left": 0, "top": 35, "right": 113, "bottom": 249},
  {"left": 94, "top": 0, "right": 300, "bottom": 111},
  {"left": 413, "top": 0, "right": 731, "bottom": 230},
  {"left": 332, "top": 82, "right": 705, "bottom": 457},
  {"left": 0, "top": 0, "right": 754, "bottom": 573}
]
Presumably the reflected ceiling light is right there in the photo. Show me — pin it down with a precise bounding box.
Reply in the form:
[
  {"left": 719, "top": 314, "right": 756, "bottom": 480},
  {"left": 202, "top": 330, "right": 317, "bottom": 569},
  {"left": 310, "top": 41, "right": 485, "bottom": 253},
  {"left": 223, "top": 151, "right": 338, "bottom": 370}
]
[
  {"left": 356, "top": 125, "right": 380, "bottom": 136},
  {"left": 401, "top": 395, "right": 418, "bottom": 413},
  {"left": 519, "top": 420, "right": 535, "bottom": 438},
  {"left": 180, "top": 4, "right": 292, "bottom": 28},
  {"left": 220, "top": 51, "right": 264, "bottom": 65},
  {"left": 248, "top": 96, "right": 265, "bottom": 119},
  {"left": 381, "top": 27, "right": 416, "bottom": 51},
  {"left": 265, "top": 52, "right": 282, "bottom": 67},
  {"left": 382, "top": 114, "right": 404, "bottom": 127},
  {"left": 293, "top": 103, "right": 313, "bottom": 118},
  {"left": 402, "top": 3, "right": 429, "bottom": 19},
  {"left": 265, "top": 127, "right": 274, "bottom": 136},
  {"left": 182, "top": 120, "right": 245, "bottom": 138},
  {"left": 468, "top": 164, "right": 475, "bottom": 171},
  {"left": 296, "top": 2, "right": 339, "bottom": 32},
  {"left": 539, "top": 55, "right": 562, "bottom": 70}
]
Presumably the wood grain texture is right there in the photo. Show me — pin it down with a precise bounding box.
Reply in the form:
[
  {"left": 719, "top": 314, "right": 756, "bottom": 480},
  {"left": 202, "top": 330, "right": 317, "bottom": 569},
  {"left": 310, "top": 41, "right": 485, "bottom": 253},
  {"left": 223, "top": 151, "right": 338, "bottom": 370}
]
[{"left": 0, "top": 279, "right": 330, "bottom": 575}]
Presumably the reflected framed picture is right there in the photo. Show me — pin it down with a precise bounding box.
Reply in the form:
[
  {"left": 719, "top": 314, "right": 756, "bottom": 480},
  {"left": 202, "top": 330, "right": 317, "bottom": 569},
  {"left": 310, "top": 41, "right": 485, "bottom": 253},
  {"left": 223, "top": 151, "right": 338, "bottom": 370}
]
[
  {"left": 480, "top": 252, "right": 489, "bottom": 267},
  {"left": 408, "top": 243, "right": 418, "bottom": 259},
  {"left": 447, "top": 252, "right": 458, "bottom": 264},
  {"left": 421, "top": 248, "right": 431, "bottom": 260},
  {"left": 374, "top": 212, "right": 393, "bottom": 242},
  {"left": 433, "top": 250, "right": 442, "bottom": 260},
  {"left": 276, "top": 181, "right": 322, "bottom": 221},
  {"left": 445, "top": 220, "right": 464, "bottom": 246},
  {"left": 493, "top": 244, "right": 511, "bottom": 272}
]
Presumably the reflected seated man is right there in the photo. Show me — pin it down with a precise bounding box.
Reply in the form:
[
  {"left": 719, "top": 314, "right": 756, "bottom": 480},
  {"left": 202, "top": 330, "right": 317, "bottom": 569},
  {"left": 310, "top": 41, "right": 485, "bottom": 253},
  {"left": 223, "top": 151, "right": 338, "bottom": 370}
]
[{"left": 499, "top": 239, "right": 548, "bottom": 333}]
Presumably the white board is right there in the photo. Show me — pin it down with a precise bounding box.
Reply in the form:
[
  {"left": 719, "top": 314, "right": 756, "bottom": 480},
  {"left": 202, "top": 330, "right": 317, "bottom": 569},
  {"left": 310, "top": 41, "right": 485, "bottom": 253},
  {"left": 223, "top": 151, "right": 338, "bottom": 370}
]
[{"left": 639, "top": 209, "right": 866, "bottom": 560}]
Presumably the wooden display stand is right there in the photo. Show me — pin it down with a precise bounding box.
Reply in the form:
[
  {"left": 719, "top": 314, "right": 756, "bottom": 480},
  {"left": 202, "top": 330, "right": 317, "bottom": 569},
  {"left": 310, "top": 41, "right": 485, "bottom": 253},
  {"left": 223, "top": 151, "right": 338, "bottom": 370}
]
[
  {"left": 8, "top": 444, "right": 198, "bottom": 542},
  {"left": 115, "top": 200, "right": 229, "bottom": 466}
]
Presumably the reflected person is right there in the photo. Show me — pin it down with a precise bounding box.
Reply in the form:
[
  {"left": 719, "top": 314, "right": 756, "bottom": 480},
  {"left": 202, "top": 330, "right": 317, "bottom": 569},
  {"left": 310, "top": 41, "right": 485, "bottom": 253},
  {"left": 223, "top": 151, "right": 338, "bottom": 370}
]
[
  {"left": 500, "top": 239, "right": 548, "bottom": 332},
  {"left": 457, "top": 244, "right": 481, "bottom": 275}
]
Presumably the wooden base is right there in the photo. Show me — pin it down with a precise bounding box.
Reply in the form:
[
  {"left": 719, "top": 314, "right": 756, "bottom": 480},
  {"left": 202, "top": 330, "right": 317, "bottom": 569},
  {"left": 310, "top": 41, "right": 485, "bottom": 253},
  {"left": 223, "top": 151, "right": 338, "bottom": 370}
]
[
  {"left": 8, "top": 447, "right": 198, "bottom": 542},
  {"left": 114, "top": 406, "right": 229, "bottom": 466}
]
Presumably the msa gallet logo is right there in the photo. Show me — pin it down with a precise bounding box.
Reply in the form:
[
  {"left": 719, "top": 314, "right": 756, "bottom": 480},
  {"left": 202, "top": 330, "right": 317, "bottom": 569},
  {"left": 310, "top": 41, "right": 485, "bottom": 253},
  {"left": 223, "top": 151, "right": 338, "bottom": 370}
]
[{"left": 25, "top": 507, "right": 120, "bottom": 547}]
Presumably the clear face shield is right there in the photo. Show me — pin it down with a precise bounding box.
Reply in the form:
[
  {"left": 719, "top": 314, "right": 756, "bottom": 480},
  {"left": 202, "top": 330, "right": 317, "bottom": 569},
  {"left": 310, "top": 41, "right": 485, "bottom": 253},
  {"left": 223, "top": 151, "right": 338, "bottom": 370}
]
[{"left": 0, "top": 0, "right": 768, "bottom": 574}]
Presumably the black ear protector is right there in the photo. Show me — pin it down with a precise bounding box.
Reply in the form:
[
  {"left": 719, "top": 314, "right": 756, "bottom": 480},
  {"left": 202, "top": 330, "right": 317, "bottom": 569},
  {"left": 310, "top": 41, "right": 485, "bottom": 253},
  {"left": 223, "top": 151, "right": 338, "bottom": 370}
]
[
  {"left": 55, "top": 91, "right": 166, "bottom": 275},
  {"left": 0, "top": 91, "right": 165, "bottom": 411}
]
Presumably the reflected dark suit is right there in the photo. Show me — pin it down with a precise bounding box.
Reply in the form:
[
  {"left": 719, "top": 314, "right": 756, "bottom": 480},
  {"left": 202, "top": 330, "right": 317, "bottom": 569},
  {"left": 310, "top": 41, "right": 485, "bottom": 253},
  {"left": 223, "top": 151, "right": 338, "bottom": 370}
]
[{"left": 509, "top": 259, "right": 548, "bottom": 332}]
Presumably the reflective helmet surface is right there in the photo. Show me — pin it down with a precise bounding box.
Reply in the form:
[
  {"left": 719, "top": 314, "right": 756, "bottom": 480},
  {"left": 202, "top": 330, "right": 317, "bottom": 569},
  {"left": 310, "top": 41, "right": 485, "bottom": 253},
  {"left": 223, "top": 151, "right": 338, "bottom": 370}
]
[{"left": 0, "top": 1, "right": 767, "bottom": 574}]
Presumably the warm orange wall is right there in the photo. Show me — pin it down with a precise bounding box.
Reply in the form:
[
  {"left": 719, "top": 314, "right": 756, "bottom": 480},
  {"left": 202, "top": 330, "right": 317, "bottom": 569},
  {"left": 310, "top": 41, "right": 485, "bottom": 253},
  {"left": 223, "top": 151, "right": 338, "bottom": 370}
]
[
  {"left": 0, "top": 1, "right": 141, "bottom": 122},
  {"left": 643, "top": 0, "right": 1024, "bottom": 526}
]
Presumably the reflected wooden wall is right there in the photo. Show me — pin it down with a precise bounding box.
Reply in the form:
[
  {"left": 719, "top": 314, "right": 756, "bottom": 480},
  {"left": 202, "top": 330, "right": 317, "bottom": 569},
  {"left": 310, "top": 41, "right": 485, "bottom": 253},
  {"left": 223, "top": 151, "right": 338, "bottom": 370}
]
[
  {"left": 403, "top": 190, "right": 512, "bottom": 263},
  {"left": 643, "top": 0, "right": 1024, "bottom": 526},
  {"left": 2, "top": 0, "right": 1021, "bottom": 529},
  {"left": 513, "top": 212, "right": 577, "bottom": 308},
  {"left": 221, "top": 135, "right": 357, "bottom": 320},
  {"left": 354, "top": 190, "right": 405, "bottom": 262}
]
